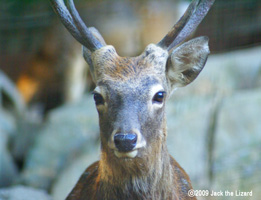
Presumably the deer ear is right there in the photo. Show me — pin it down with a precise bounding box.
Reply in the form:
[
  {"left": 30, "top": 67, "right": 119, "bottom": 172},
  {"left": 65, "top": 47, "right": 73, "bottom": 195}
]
[
  {"left": 82, "top": 27, "right": 107, "bottom": 83},
  {"left": 166, "top": 36, "right": 209, "bottom": 89}
]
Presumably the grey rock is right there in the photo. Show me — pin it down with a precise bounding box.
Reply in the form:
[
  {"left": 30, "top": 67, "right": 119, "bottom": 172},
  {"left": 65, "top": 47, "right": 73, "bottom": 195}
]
[
  {"left": 215, "top": 90, "right": 261, "bottom": 152},
  {"left": 11, "top": 118, "right": 43, "bottom": 163},
  {"left": 51, "top": 147, "right": 100, "bottom": 200},
  {"left": 0, "top": 109, "right": 16, "bottom": 134},
  {"left": 212, "top": 90, "right": 261, "bottom": 198},
  {"left": 166, "top": 95, "right": 220, "bottom": 188},
  {"left": 0, "top": 185, "right": 52, "bottom": 200},
  {"left": 20, "top": 95, "right": 99, "bottom": 190},
  {"left": 0, "top": 131, "right": 18, "bottom": 187}
]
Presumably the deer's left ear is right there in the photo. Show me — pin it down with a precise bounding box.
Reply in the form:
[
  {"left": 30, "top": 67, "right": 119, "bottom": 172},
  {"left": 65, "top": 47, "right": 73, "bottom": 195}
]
[{"left": 166, "top": 36, "right": 210, "bottom": 90}]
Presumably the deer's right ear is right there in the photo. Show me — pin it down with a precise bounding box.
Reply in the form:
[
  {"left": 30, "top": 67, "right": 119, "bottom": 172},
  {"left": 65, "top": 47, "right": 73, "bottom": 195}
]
[
  {"left": 82, "top": 27, "right": 107, "bottom": 83},
  {"left": 166, "top": 36, "right": 210, "bottom": 90}
]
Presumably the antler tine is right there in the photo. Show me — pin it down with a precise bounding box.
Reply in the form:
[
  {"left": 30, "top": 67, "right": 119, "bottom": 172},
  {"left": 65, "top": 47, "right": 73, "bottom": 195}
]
[
  {"left": 66, "top": 0, "right": 103, "bottom": 51},
  {"left": 50, "top": 0, "right": 103, "bottom": 51},
  {"left": 157, "top": 0, "right": 199, "bottom": 49},
  {"left": 50, "top": 0, "right": 81, "bottom": 42},
  {"left": 158, "top": 0, "right": 215, "bottom": 50}
]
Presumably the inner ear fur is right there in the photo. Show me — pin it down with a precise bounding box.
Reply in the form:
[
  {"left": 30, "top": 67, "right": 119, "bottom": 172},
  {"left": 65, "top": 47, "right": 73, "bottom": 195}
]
[{"left": 166, "top": 36, "right": 210, "bottom": 89}]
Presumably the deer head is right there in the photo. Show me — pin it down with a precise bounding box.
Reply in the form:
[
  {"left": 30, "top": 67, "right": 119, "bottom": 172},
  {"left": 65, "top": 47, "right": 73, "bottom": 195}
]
[{"left": 50, "top": 0, "right": 214, "bottom": 181}]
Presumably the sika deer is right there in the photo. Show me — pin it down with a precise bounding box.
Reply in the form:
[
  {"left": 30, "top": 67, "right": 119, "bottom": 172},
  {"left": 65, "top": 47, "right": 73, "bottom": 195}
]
[{"left": 50, "top": 0, "right": 215, "bottom": 199}]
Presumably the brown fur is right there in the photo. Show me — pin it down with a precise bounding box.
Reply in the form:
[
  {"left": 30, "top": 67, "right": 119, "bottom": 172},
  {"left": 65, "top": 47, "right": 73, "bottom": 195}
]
[
  {"left": 67, "top": 133, "right": 196, "bottom": 200},
  {"left": 91, "top": 45, "right": 168, "bottom": 83}
]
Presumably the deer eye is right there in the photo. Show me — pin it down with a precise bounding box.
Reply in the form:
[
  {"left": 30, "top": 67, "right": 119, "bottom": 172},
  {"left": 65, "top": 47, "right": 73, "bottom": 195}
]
[
  {"left": 93, "top": 92, "right": 104, "bottom": 105},
  {"left": 153, "top": 91, "right": 166, "bottom": 103}
]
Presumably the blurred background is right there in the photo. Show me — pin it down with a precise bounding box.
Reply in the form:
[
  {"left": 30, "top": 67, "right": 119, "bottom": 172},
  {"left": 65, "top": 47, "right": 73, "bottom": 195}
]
[{"left": 0, "top": 0, "right": 260, "bottom": 199}]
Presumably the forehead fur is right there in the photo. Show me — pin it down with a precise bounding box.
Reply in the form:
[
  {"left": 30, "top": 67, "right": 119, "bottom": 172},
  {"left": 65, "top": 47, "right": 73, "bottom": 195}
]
[{"left": 91, "top": 44, "right": 168, "bottom": 82}]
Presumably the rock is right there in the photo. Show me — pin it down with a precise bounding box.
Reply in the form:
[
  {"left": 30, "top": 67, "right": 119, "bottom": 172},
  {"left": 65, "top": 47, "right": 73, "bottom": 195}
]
[
  {"left": 212, "top": 89, "right": 261, "bottom": 197},
  {"left": 0, "top": 109, "right": 18, "bottom": 187},
  {"left": 11, "top": 116, "right": 43, "bottom": 164},
  {"left": 166, "top": 94, "right": 220, "bottom": 188},
  {"left": 51, "top": 147, "right": 100, "bottom": 200},
  {"left": 20, "top": 95, "right": 99, "bottom": 190},
  {"left": 215, "top": 90, "right": 261, "bottom": 153},
  {"left": 0, "top": 109, "right": 16, "bottom": 134},
  {"left": 0, "top": 131, "right": 18, "bottom": 187},
  {"left": 0, "top": 185, "right": 52, "bottom": 200}
]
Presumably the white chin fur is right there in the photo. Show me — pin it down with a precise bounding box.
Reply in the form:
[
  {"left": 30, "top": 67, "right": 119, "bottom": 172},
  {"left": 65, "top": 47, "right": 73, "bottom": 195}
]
[{"left": 114, "top": 150, "right": 138, "bottom": 158}]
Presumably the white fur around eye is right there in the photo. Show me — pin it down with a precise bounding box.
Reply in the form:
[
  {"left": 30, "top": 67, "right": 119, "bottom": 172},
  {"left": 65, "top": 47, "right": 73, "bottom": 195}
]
[
  {"left": 149, "top": 84, "right": 165, "bottom": 109},
  {"left": 93, "top": 86, "right": 102, "bottom": 94}
]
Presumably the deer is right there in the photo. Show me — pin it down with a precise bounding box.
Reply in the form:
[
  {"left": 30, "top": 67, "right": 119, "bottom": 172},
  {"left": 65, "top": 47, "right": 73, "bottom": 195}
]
[{"left": 50, "top": 0, "right": 215, "bottom": 199}]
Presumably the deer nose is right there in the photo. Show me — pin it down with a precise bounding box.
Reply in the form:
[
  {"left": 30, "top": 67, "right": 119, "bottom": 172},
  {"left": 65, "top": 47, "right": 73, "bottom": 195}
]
[{"left": 114, "top": 133, "right": 137, "bottom": 152}]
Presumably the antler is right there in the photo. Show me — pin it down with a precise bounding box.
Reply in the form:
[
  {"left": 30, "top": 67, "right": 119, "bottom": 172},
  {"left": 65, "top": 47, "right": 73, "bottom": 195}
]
[
  {"left": 158, "top": 0, "right": 215, "bottom": 50},
  {"left": 49, "top": 0, "right": 104, "bottom": 51}
]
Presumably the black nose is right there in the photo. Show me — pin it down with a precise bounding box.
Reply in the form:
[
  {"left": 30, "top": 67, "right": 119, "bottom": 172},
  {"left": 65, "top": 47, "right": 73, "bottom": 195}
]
[{"left": 114, "top": 133, "right": 137, "bottom": 152}]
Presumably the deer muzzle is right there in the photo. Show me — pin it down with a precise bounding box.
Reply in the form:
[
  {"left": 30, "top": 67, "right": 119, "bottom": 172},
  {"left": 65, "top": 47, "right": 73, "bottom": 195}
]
[
  {"left": 113, "top": 133, "right": 138, "bottom": 158},
  {"left": 108, "top": 130, "right": 146, "bottom": 158}
]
